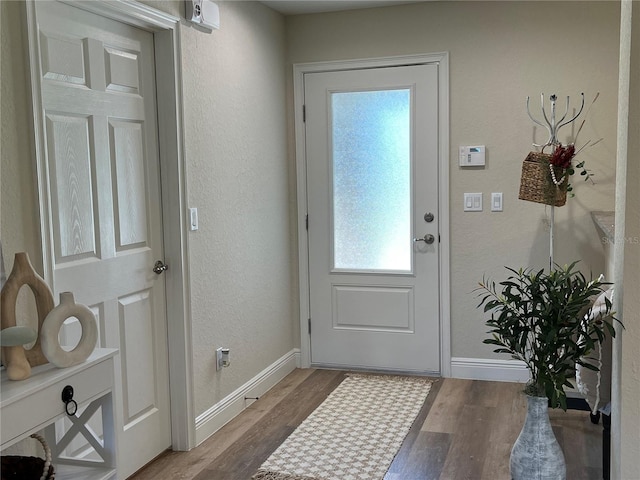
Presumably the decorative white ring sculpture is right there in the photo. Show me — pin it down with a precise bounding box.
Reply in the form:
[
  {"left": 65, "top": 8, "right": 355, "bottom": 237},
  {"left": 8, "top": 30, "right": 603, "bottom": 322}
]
[{"left": 41, "top": 292, "right": 97, "bottom": 368}]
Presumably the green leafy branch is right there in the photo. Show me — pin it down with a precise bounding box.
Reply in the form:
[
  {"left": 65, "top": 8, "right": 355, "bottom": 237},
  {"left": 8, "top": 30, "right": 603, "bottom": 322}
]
[{"left": 476, "top": 262, "right": 619, "bottom": 410}]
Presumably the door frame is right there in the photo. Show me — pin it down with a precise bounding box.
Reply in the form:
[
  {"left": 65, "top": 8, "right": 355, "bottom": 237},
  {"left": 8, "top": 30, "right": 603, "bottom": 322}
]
[
  {"left": 25, "top": 0, "right": 196, "bottom": 450},
  {"left": 293, "top": 54, "right": 451, "bottom": 376}
]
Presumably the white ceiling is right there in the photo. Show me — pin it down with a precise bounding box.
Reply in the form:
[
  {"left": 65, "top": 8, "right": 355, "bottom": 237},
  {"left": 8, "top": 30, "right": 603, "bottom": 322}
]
[{"left": 260, "top": 0, "right": 427, "bottom": 16}]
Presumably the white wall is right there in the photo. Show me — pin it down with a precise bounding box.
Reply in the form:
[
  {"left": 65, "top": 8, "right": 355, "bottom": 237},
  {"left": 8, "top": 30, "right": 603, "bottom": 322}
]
[{"left": 285, "top": 1, "right": 620, "bottom": 360}]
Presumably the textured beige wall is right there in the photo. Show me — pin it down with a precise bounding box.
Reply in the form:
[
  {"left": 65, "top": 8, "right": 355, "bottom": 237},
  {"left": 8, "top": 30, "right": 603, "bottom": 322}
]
[
  {"left": 1, "top": 0, "right": 41, "bottom": 271},
  {"left": 140, "top": 0, "right": 294, "bottom": 416},
  {"left": 285, "top": 1, "right": 620, "bottom": 360},
  {"left": 0, "top": 0, "right": 46, "bottom": 457},
  {"left": 1, "top": 0, "right": 42, "bottom": 342},
  {"left": 185, "top": 1, "right": 293, "bottom": 417}
]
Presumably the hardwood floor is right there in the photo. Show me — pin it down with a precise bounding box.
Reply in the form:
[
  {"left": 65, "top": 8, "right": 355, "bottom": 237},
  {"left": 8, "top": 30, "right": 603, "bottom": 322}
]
[{"left": 129, "top": 369, "right": 603, "bottom": 480}]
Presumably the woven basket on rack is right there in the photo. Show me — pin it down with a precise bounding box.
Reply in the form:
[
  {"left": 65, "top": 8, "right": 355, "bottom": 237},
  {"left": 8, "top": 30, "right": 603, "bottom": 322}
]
[
  {"left": 1, "top": 434, "right": 55, "bottom": 480},
  {"left": 518, "top": 151, "right": 568, "bottom": 207}
]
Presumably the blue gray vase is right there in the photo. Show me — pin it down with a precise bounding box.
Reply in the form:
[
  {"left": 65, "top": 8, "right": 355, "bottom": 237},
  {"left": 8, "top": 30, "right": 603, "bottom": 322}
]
[{"left": 510, "top": 395, "right": 566, "bottom": 480}]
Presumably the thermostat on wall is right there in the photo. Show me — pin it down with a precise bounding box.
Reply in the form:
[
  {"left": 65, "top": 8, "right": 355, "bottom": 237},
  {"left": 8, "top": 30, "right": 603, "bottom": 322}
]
[{"left": 459, "top": 145, "right": 486, "bottom": 166}]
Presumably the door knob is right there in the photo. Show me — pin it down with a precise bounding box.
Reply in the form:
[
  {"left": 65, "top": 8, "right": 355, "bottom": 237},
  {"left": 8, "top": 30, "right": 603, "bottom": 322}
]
[
  {"left": 413, "top": 234, "right": 435, "bottom": 244},
  {"left": 153, "top": 260, "right": 168, "bottom": 274}
]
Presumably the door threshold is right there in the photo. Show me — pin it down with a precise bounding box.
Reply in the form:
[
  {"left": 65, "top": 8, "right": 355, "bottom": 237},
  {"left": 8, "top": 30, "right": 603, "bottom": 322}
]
[{"left": 310, "top": 363, "right": 440, "bottom": 378}]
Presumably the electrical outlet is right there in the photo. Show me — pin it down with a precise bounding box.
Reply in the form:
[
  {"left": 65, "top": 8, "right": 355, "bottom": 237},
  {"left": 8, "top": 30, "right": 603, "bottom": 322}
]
[{"left": 216, "top": 347, "right": 230, "bottom": 370}]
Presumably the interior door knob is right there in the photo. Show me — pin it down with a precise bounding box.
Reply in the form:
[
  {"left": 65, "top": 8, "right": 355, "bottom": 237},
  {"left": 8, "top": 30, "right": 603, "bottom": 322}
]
[
  {"left": 413, "top": 234, "right": 435, "bottom": 244},
  {"left": 153, "top": 260, "right": 168, "bottom": 274}
]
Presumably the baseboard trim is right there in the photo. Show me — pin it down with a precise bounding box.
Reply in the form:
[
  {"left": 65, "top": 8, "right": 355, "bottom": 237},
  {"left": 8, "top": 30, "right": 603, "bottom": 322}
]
[
  {"left": 195, "top": 348, "right": 301, "bottom": 446},
  {"left": 450, "top": 357, "right": 529, "bottom": 383}
]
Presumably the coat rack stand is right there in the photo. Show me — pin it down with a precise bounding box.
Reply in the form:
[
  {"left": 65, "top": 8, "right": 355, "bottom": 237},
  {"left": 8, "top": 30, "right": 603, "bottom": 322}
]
[
  {"left": 526, "top": 92, "right": 612, "bottom": 480},
  {"left": 526, "top": 93, "right": 584, "bottom": 270}
]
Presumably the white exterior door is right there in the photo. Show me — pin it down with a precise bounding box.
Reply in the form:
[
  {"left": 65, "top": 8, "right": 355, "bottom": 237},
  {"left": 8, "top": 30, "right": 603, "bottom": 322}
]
[
  {"left": 33, "top": 2, "right": 171, "bottom": 477},
  {"left": 305, "top": 65, "right": 440, "bottom": 373}
]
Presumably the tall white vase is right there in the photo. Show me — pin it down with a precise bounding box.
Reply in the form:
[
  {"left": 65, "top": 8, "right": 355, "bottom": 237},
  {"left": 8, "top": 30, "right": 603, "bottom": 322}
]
[{"left": 511, "top": 395, "right": 566, "bottom": 480}]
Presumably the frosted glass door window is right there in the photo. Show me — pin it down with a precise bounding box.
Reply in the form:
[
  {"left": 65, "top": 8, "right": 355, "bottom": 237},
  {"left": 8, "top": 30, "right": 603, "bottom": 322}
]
[{"left": 332, "top": 89, "right": 411, "bottom": 272}]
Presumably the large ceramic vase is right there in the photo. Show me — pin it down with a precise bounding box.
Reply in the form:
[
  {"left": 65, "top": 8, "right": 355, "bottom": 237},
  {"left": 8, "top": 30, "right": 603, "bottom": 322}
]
[{"left": 510, "top": 395, "right": 566, "bottom": 480}]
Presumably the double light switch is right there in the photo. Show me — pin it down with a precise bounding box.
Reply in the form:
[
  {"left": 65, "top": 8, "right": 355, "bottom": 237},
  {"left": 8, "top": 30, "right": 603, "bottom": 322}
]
[
  {"left": 464, "top": 192, "right": 503, "bottom": 212},
  {"left": 464, "top": 193, "right": 483, "bottom": 212}
]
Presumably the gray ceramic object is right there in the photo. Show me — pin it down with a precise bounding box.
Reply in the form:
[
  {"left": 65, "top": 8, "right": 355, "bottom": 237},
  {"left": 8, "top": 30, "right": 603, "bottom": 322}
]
[{"left": 510, "top": 395, "right": 566, "bottom": 480}]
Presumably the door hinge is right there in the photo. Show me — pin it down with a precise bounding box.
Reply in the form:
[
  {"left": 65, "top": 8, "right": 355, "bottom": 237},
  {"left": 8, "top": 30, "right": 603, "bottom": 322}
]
[
  {"left": 305, "top": 214, "right": 309, "bottom": 231},
  {"left": 303, "top": 104, "right": 306, "bottom": 122},
  {"left": 308, "top": 317, "right": 311, "bottom": 334},
  {"left": 438, "top": 234, "right": 441, "bottom": 243}
]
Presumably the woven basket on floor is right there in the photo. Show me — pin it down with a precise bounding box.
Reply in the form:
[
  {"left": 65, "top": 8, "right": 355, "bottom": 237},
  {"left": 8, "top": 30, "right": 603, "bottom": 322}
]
[
  {"left": 1, "top": 434, "right": 55, "bottom": 480},
  {"left": 518, "top": 151, "right": 568, "bottom": 207}
]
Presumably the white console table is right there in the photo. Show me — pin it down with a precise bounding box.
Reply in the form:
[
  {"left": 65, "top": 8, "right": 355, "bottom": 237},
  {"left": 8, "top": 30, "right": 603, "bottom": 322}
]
[{"left": 1, "top": 348, "right": 118, "bottom": 480}]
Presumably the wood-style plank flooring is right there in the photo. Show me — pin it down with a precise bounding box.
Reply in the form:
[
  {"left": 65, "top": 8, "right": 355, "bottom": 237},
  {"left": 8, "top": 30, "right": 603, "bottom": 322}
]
[{"left": 130, "top": 369, "right": 603, "bottom": 480}]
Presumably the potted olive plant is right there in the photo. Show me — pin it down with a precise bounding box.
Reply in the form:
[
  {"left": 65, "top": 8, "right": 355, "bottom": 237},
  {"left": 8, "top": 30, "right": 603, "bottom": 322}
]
[{"left": 477, "top": 262, "right": 617, "bottom": 480}]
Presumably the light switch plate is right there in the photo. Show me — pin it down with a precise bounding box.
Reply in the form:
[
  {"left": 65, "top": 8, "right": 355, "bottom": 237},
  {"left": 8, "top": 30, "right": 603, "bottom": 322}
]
[
  {"left": 189, "top": 207, "right": 198, "bottom": 231},
  {"left": 491, "top": 192, "right": 503, "bottom": 212},
  {"left": 464, "top": 193, "right": 483, "bottom": 212}
]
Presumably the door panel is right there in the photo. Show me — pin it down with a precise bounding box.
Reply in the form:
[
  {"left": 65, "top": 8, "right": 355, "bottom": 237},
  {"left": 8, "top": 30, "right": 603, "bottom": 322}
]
[
  {"left": 305, "top": 65, "right": 440, "bottom": 373},
  {"left": 46, "top": 113, "right": 97, "bottom": 260},
  {"left": 34, "top": 2, "right": 171, "bottom": 477},
  {"left": 111, "top": 119, "right": 148, "bottom": 248},
  {"left": 119, "top": 289, "right": 156, "bottom": 421},
  {"left": 332, "top": 285, "right": 414, "bottom": 331}
]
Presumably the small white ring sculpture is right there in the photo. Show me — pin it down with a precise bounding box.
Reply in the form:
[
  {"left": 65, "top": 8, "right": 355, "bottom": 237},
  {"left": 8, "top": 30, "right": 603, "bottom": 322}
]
[{"left": 41, "top": 292, "right": 97, "bottom": 368}]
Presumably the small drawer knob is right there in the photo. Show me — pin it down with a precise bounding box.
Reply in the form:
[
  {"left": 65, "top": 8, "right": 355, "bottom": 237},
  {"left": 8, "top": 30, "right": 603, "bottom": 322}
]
[{"left": 62, "top": 385, "right": 78, "bottom": 416}]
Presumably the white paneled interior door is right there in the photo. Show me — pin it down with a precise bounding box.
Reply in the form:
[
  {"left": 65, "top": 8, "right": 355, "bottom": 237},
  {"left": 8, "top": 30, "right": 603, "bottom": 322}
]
[
  {"left": 305, "top": 64, "right": 441, "bottom": 373},
  {"left": 33, "top": 1, "right": 171, "bottom": 477}
]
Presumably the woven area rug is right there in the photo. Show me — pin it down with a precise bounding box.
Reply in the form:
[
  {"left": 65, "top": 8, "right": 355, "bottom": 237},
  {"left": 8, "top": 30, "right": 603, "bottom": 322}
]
[{"left": 252, "top": 374, "right": 432, "bottom": 480}]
